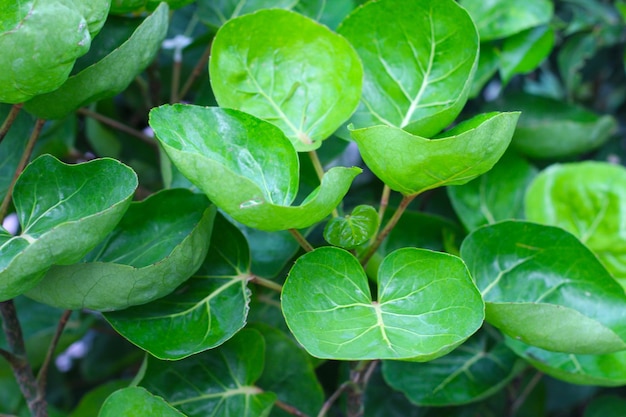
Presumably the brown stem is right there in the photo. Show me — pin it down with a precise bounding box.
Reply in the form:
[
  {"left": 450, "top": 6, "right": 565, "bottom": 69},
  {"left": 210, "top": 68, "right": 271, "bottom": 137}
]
[
  {"left": 510, "top": 371, "right": 543, "bottom": 417},
  {"left": 77, "top": 108, "right": 156, "bottom": 148},
  {"left": 37, "top": 310, "right": 72, "bottom": 394},
  {"left": 275, "top": 399, "right": 310, "bottom": 417},
  {"left": 377, "top": 185, "right": 391, "bottom": 227},
  {"left": 170, "top": 59, "right": 182, "bottom": 103},
  {"left": 178, "top": 41, "right": 213, "bottom": 101},
  {"left": 249, "top": 275, "right": 282, "bottom": 293},
  {"left": 317, "top": 381, "right": 351, "bottom": 417},
  {"left": 0, "top": 103, "right": 23, "bottom": 144},
  {"left": 288, "top": 229, "right": 314, "bottom": 252}
]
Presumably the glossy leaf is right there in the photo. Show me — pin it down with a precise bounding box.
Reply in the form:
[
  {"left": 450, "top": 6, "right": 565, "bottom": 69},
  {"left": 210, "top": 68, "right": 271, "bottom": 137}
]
[
  {"left": 197, "top": 0, "right": 297, "bottom": 28},
  {"left": 324, "top": 205, "right": 379, "bottom": 249},
  {"left": 27, "top": 189, "right": 215, "bottom": 311},
  {"left": 461, "top": 221, "right": 626, "bottom": 354},
  {"left": 382, "top": 329, "right": 524, "bottom": 406},
  {"left": 24, "top": 3, "right": 169, "bottom": 119},
  {"left": 499, "top": 25, "right": 555, "bottom": 84},
  {"left": 141, "top": 329, "right": 276, "bottom": 417},
  {"left": 105, "top": 214, "right": 251, "bottom": 360},
  {"left": 150, "top": 104, "right": 361, "bottom": 231},
  {"left": 525, "top": 162, "right": 626, "bottom": 288},
  {"left": 99, "top": 387, "right": 186, "bottom": 417},
  {"left": 338, "top": 0, "right": 479, "bottom": 136},
  {"left": 351, "top": 112, "right": 519, "bottom": 196},
  {"left": 282, "top": 246, "right": 484, "bottom": 360},
  {"left": 448, "top": 151, "right": 538, "bottom": 231},
  {"left": 209, "top": 9, "right": 362, "bottom": 151},
  {"left": 0, "top": 155, "right": 136, "bottom": 301}
]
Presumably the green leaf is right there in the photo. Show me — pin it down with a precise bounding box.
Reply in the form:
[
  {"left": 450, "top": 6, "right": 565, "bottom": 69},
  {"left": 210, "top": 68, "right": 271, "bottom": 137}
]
[
  {"left": 24, "top": 3, "right": 169, "bottom": 119},
  {"left": 150, "top": 104, "right": 361, "bottom": 231},
  {"left": 382, "top": 329, "right": 524, "bottom": 406},
  {"left": 197, "top": 0, "right": 298, "bottom": 28},
  {"left": 282, "top": 247, "right": 484, "bottom": 360},
  {"left": 141, "top": 329, "right": 277, "bottom": 417},
  {"left": 324, "top": 205, "right": 379, "bottom": 249},
  {"left": 584, "top": 396, "right": 626, "bottom": 416},
  {"left": 104, "top": 214, "right": 251, "bottom": 360},
  {"left": 525, "top": 162, "right": 626, "bottom": 288},
  {"left": 461, "top": 221, "right": 626, "bottom": 354},
  {"left": 351, "top": 112, "right": 519, "bottom": 196},
  {"left": 26, "top": 189, "right": 215, "bottom": 311},
  {"left": 209, "top": 9, "right": 363, "bottom": 151},
  {"left": 448, "top": 151, "right": 538, "bottom": 231},
  {"left": 469, "top": 43, "right": 500, "bottom": 98},
  {"left": 338, "top": 0, "right": 479, "bottom": 136},
  {"left": 70, "top": 380, "right": 130, "bottom": 417},
  {"left": 499, "top": 25, "right": 555, "bottom": 84},
  {"left": 99, "top": 387, "right": 186, "bottom": 417},
  {"left": 0, "top": 155, "right": 136, "bottom": 301},
  {"left": 459, "top": 0, "right": 553, "bottom": 41},
  {"left": 0, "top": 104, "right": 34, "bottom": 200}
]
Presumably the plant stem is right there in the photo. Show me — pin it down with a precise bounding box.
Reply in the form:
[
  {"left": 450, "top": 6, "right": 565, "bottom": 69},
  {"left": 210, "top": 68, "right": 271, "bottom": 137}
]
[
  {"left": 288, "top": 229, "right": 314, "bottom": 252},
  {"left": 249, "top": 275, "right": 282, "bottom": 292},
  {"left": 178, "top": 41, "right": 212, "bottom": 101},
  {"left": 308, "top": 151, "right": 339, "bottom": 218},
  {"left": 510, "top": 371, "right": 543, "bottom": 416},
  {"left": 170, "top": 58, "right": 182, "bottom": 103},
  {"left": 317, "top": 381, "right": 351, "bottom": 417},
  {"left": 275, "top": 399, "right": 310, "bottom": 417},
  {"left": 377, "top": 185, "right": 391, "bottom": 227},
  {"left": 0, "top": 103, "right": 23, "bottom": 144},
  {"left": 37, "top": 310, "right": 72, "bottom": 394},
  {"left": 77, "top": 107, "right": 156, "bottom": 148}
]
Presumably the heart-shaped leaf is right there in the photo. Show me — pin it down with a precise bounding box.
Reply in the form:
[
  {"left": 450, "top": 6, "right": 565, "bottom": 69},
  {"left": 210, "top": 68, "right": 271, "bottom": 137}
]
[
  {"left": 24, "top": 3, "right": 169, "bottom": 119},
  {"left": 338, "top": 0, "right": 479, "bottom": 136},
  {"left": 140, "top": 329, "right": 276, "bottom": 417},
  {"left": 99, "top": 387, "right": 186, "bottom": 417},
  {"left": 525, "top": 162, "right": 626, "bottom": 288},
  {"left": 149, "top": 104, "right": 361, "bottom": 231},
  {"left": 26, "top": 189, "right": 215, "bottom": 311},
  {"left": 351, "top": 112, "right": 519, "bottom": 196},
  {"left": 0, "top": 155, "right": 137, "bottom": 301},
  {"left": 209, "top": 9, "right": 362, "bottom": 151},
  {"left": 282, "top": 246, "right": 484, "bottom": 360},
  {"left": 461, "top": 221, "right": 626, "bottom": 354},
  {"left": 323, "top": 205, "right": 379, "bottom": 249},
  {"left": 104, "top": 214, "right": 251, "bottom": 360}
]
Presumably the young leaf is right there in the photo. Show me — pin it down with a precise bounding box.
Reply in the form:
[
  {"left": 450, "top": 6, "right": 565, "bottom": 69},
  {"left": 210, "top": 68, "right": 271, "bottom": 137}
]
[
  {"left": 99, "top": 387, "right": 186, "bottom": 417},
  {"left": 209, "top": 9, "right": 363, "bottom": 151},
  {"left": 104, "top": 214, "right": 251, "bottom": 360},
  {"left": 149, "top": 104, "right": 361, "bottom": 231},
  {"left": 338, "top": 0, "right": 479, "bottom": 136},
  {"left": 26, "top": 189, "right": 215, "bottom": 311},
  {"left": 0, "top": 155, "right": 137, "bottom": 301},
  {"left": 323, "top": 204, "right": 379, "bottom": 249},
  {"left": 281, "top": 247, "right": 484, "bottom": 360},
  {"left": 461, "top": 221, "right": 626, "bottom": 354},
  {"left": 351, "top": 112, "right": 519, "bottom": 196}
]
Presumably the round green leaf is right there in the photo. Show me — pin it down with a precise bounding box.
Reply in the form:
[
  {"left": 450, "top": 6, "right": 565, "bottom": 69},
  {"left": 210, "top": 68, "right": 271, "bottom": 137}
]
[
  {"left": 461, "top": 221, "right": 626, "bottom": 354},
  {"left": 525, "top": 162, "right": 626, "bottom": 289},
  {"left": 0, "top": 155, "right": 137, "bottom": 301},
  {"left": 351, "top": 112, "right": 519, "bottom": 196},
  {"left": 99, "top": 387, "right": 186, "bottom": 417},
  {"left": 104, "top": 214, "right": 251, "bottom": 360},
  {"left": 150, "top": 104, "right": 361, "bottom": 231},
  {"left": 26, "top": 189, "right": 215, "bottom": 311},
  {"left": 209, "top": 9, "right": 363, "bottom": 151},
  {"left": 323, "top": 205, "right": 379, "bottom": 249},
  {"left": 338, "top": 0, "right": 478, "bottom": 136},
  {"left": 282, "top": 247, "right": 484, "bottom": 360}
]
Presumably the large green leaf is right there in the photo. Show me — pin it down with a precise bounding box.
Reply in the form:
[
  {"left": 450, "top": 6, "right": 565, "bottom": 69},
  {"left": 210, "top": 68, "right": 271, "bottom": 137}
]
[
  {"left": 282, "top": 246, "right": 484, "bottom": 360},
  {"left": 351, "top": 112, "right": 519, "bottom": 196},
  {"left": 150, "top": 104, "right": 361, "bottom": 231},
  {"left": 141, "top": 329, "right": 276, "bottom": 417},
  {"left": 338, "top": 0, "right": 479, "bottom": 136},
  {"left": 26, "top": 189, "right": 215, "bottom": 311},
  {"left": 461, "top": 221, "right": 626, "bottom": 354},
  {"left": 0, "top": 155, "right": 136, "bottom": 301},
  {"left": 197, "top": 0, "right": 297, "bottom": 28},
  {"left": 525, "top": 162, "right": 626, "bottom": 288},
  {"left": 104, "top": 214, "right": 251, "bottom": 360},
  {"left": 99, "top": 387, "right": 186, "bottom": 417},
  {"left": 209, "top": 9, "right": 362, "bottom": 151},
  {"left": 24, "top": 3, "right": 169, "bottom": 119}
]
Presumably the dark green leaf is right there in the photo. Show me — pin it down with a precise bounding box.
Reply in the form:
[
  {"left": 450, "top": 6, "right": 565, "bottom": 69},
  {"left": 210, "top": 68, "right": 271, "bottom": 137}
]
[
  {"left": 324, "top": 205, "right": 379, "bottom": 249},
  {"left": 70, "top": 380, "right": 131, "bottom": 417},
  {"left": 584, "top": 396, "right": 626, "bottom": 416},
  {"left": 0, "top": 104, "right": 34, "bottom": 200},
  {"left": 470, "top": 43, "right": 500, "bottom": 98},
  {"left": 99, "top": 387, "right": 186, "bottom": 417},
  {"left": 499, "top": 25, "right": 555, "bottom": 84}
]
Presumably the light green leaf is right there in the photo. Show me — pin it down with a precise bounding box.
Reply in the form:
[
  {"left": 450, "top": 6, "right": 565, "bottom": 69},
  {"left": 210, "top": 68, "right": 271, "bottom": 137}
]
[
  {"left": 461, "top": 221, "right": 626, "bottom": 354},
  {"left": 24, "top": 3, "right": 169, "bottom": 119},
  {"left": 209, "top": 9, "right": 362, "bottom": 151},
  {"left": 99, "top": 387, "right": 186, "bottom": 417},
  {"left": 338, "top": 0, "right": 479, "bottom": 136},
  {"left": 499, "top": 25, "right": 555, "bottom": 84},
  {"left": 525, "top": 162, "right": 626, "bottom": 289},
  {"left": 104, "top": 214, "right": 250, "bottom": 360},
  {"left": 150, "top": 104, "right": 361, "bottom": 231},
  {"left": 0, "top": 155, "right": 136, "bottom": 301},
  {"left": 197, "top": 0, "right": 298, "bottom": 28},
  {"left": 141, "top": 329, "right": 276, "bottom": 417},
  {"left": 351, "top": 112, "right": 519, "bottom": 196},
  {"left": 27, "top": 189, "right": 215, "bottom": 311},
  {"left": 324, "top": 205, "right": 379, "bottom": 249},
  {"left": 282, "top": 246, "right": 484, "bottom": 360}
]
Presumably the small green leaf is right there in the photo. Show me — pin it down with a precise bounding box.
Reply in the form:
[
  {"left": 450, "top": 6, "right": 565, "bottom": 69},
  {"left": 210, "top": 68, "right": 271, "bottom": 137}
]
[
  {"left": 150, "top": 104, "right": 361, "bottom": 231},
  {"left": 499, "top": 25, "right": 555, "bottom": 84},
  {"left": 209, "top": 9, "right": 362, "bottom": 151},
  {"left": 104, "top": 214, "right": 251, "bottom": 360},
  {"left": 324, "top": 205, "right": 379, "bottom": 249},
  {"left": 197, "top": 0, "right": 298, "bottom": 28},
  {"left": 461, "top": 221, "right": 626, "bottom": 354},
  {"left": 338, "top": 0, "right": 479, "bottom": 136},
  {"left": 351, "top": 112, "right": 519, "bottom": 196},
  {"left": 99, "top": 387, "right": 186, "bottom": 417},
  {"left": 26, "top": 189, "right": 215, "bottom": 311},
  {"left": 0, "top": 155, "right": 136, "bottom": 301},
  {"left": 282, "top": 247, "right": 484, "bottom": 360}
]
